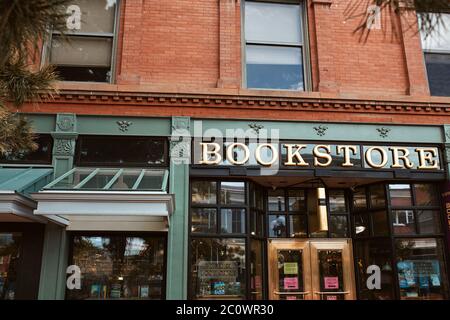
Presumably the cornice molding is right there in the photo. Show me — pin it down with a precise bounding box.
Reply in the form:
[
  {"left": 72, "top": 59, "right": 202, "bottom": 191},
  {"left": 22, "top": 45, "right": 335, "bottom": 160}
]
[{"left": 35, "top": 90, "right": 450, "bottom": 115}]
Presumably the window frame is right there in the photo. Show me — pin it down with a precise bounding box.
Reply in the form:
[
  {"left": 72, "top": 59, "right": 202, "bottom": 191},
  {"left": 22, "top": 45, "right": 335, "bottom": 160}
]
[
  {"left": 241, "top": 0, "right": 311, "bottom": 91},
  {"left": 41, "top": 0, "right": 121, "bottom": 84}
]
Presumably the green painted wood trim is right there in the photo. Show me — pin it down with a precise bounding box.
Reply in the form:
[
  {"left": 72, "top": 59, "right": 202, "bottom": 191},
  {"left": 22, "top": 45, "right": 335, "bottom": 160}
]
[
  {"left": 77, "top": 116, "right": 171, "bottom": 136},
  {"left": 192, "top": 119, "right": 444, "bottom": 144},
  {"left": 24, "top": 114, "right": 56, "bottom": 134}
]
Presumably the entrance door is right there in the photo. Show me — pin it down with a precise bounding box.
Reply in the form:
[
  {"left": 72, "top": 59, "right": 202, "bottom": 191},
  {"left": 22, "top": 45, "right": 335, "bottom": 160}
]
[{"left": 268, "top": 239, "right": 356, "bottom": 300}]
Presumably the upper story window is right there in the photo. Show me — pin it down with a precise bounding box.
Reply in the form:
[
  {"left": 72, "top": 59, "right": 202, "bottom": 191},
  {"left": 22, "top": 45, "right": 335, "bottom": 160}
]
[
  {"left": 244, "top": 1, "right": 306, "bottom": 91},
  {"left": 75, "top": 136, "right": 168, "bottom": 167},
  {"left": 46, "top": 0, "right": 118, "bottom": 83},
  {"left": 0, "top": 135, "right": 53, "bottom": 165},
  {"left": 419, "top": 13, "right": 450, "bottom": 96}
]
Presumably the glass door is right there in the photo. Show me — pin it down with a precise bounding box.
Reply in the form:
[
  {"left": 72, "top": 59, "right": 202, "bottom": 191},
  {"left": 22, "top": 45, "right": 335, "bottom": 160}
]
[{"left": 268, "top": 239, "right": 356, "bottom": 300}]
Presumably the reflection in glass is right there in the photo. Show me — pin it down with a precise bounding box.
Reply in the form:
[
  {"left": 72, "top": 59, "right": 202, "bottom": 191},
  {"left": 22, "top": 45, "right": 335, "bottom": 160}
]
[
  {"left": 288, "top": 215, "right": 307, "bottom": 238},
  {"left": 0, "top": 233, "right": 22, "bottom": 300},
  {"left": 369, "top": 184, "right": 386, "bottom": 208},
  {"left": 221, "top": 209, "right": 246, "bottom": 234},
  {"left": 391, "top": 210, "right": 415, "bottom": 235},
  {"left": 318, "top": 250, "right": 344, "bottom": 300},
  {"left": 328, "top": 190, "right": 347, "bottom": 214},
  {"left": 352, "top": 187, "right": 367, "bottom": 210},
  {"left": 389, "top": 184, "right": 413, "bottom": 207},
  {"left": 414, "top": 184, "right": 440, "bottom": 207},
  {"left": 329, "top": 216, "right": 348, "bottom": 238},
  {"left": 288, "top": 190, "right": 305, "bottom": 211},
  {"left": 191, "top": 208, "right": 217, "bottom": 234},
  {"left": 268, "top": 215, "right": 287, "bottom": 238},
  {"left": 396, "top": 238, "right": 448, "bottom": 300},
  {"left": 277, "top": 249, "right": 304, "bottom": 300},
  {"left": 354, "top": 239, "right": 395, "bottom": 300},
  {"left": 220, "top": 182, "right": 245, "bottom": 205},
  {"left": 190, "top": 238, "right": 246, "bottom": 299},
  {"left": 417, "top": 210, "right": 441, "bottom": 234},
  {"left": 268, "top": 190, "right": 285, "bottom": 211},
  {"left": 67, "top": 235, "right": 166, "bottom": 300},
  {"left": 353, "top": 214, "right": 370, "bottom": 237},
  {"left": 425, "top": 53, "right": 450, "bottom": 96},
  {"left": 191, "top": 181, "right": 217, "bottom": 205}
]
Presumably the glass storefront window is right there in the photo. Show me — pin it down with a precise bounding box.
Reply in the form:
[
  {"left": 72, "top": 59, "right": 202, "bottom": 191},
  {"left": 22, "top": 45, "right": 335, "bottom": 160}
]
[
  {"left": 414, "top": 184, "right": 440, "bottom": 207},
  {"left": 268, "top": 215, "right": 287, "bottom": 238},
  {"left": 391, "top": 210, "right": 416, "bottom": 235},
  {"left": 220, "top": 182, "right": 246, "bottom": 205},
  {"left": 191, "top": 181, "right": 217, "bottom": 205},
  {"left": 354, "top": 239, "right": 395, "bottom": 300},
  {"left": 0, "top": 233, "right": 22, "bottom": 300},
  {"left": 268, "top": 190, "right": 285, "bottom": 211},
  {"left": 329, "top": 215, "right": 348, "bottom": 238},
  {"left": 353, "top": 214, "right": 370, "bottom": 237},
  {"left": 190, "top": 238, "right": 246, "bottom": 299},
  {"left": 317, "top": 250, "right": 344, "bottom": 300},
  {"left": 372, "top": 211, "right": 389, "bottom": 236},
  {"left": 288, "top": 190, "right": 305, "bottom": 212},
  {"left": 389, "top": 184, "right": 413, "bottom": 207},
  {"left": 277, "top": 249, "right": 304, "bottom": 300},
  {"left": 328, "top": 190, "right": 347, "bottom": 214},
  {"left": 369, "top": 184, "right": 386, "bottom": 208},
  {"left": 221, "top": 209, "right": 246, "bottom": 234},
  {"left": 67, "top": 235, "right": 166, "bottom": 300},
  {"left": 396, "top": 238, "right": 448, "bottom": 300},
  {"left": 417, "top": 210, "right": 441, "bottom": 235},
  {"left": 288, "top": 215, "right": 307, "bottom": 238},
  {"left": 352, "top": 187, "right": 367, "bottom": 210},
  {"left": 191, "top": 208, "right": 217, "bottom": 234}
]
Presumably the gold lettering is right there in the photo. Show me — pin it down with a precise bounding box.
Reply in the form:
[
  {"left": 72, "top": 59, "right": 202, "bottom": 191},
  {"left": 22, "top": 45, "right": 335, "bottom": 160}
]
[
  {"left": 416, "top": 148, "right": 440, "bottom": 170},
  {"left": 365, "top": 146, "right": 388, "bottom": 168},
  {"left": 199, "top": 142, "right": 222, "bottom": 165},
  {"left": 313, "top": 145, "right": 332, "bottom": 167},
  {"left": 390, "top": 147, "right": 414, "bottom": 169},
  {"left": 226, "top": 142, "right": 250, "bottom": 165},
  {"left": 283, "top": 144, "right": 309, "bottom": 166},
  {"left": 336, "top": 145, "right": 358, "bottom": 167},
  {"left": 255, "top": 143, "right": 278, "bottom": 166}
]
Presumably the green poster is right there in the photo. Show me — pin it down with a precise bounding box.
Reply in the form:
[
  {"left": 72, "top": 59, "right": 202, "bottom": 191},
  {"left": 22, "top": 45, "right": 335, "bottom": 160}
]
[{"left": 284, "top": 262, "right": 298, "bottom": 275}]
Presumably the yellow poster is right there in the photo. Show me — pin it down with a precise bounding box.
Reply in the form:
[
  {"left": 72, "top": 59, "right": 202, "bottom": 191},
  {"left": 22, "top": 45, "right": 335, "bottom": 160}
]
[{"left": 283, "top": 262, "right": 298, "bottom": 275}]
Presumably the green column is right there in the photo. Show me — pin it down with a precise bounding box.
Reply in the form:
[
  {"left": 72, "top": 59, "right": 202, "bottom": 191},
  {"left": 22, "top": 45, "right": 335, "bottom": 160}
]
[
  {"left": 51, "top": 113, "right": 78, "bottom": 178},
  {"left": 166, "top": 117, "right": 191, "bottom": 299},
  {"left": 38, "top": 113, "right": 77, "bottom": 299}
]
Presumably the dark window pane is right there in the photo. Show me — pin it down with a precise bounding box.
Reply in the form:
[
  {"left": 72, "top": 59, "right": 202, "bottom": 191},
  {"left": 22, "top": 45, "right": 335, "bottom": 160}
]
[
  {"left": 250, "top": 240, "right": 264, "bottom": 300},
  {"left": 220, "top": 208, "right": 246, "bottom": 234},
  {"left": 0, "top": 135, "right": 53, "bottom": 164},
  {"left": 246, "top": 45, "right": 304, "bottom": 90},
  {"left": 288, "top": 215, "right": 307, "bottom": 238},
  {"left": 389, "top": 184, "right": 413, "bottom": 207},
  {"left": 67, "top": 235, "right": 166, "bottom": 300},
  {"left": 369, "top": 184, "right": 386, "bottom": 208},
  {"left": 220, "top": 182, "right": 245, "bottom": 205},
  {"left": 190, "top": 238, "right": 246, "bottom": 299},
  {"left": 352, "top": 187, "right": 367, "bottom": 211},
  {"left": 392, "top": 210, "right": 416, "bottom": 235},
  {"left": 0, "top": 233, "right": 22, "bottom": 300},
  {"left": 329, "top": 215, "right": 348, "bottom": 238},
  {"left": 277, "top": 249, "right": 304, "bottom": 300},
  {"left": 191, "top": 181, "right": 217, "bottom": 205},
  {"left": 77, "top": 136, "right": 167, "bottom": 167},
  {"left": 191, "top": 208, "right": 217, "bottom": 234},
  {"left": 55, "top": 65, "right": 110, "bottom": 82},
  {"left": 328, "top": 190, "right": 347, "bottom": 214},
  {"left": 396, "top": 238, "right": 449, "bottom": 300},
  {"left": 354, "top": 214, "right": 370, "bottom": 237},
  {"left": 250, "top": 210, "right": 265, "bottom": 237},
  {"left": 372, "top": 211, "right": 389, "bottom": 236},
  {"left": 268, "top": 214, "right": 287, "bottom": 237},
  {"left": 417, "top": 210, "right": 441, "bottom": 235},
  {"left": 414, "top": 184, "right": 440, "bottom": 207},
  {"left": 354, "top": 239, "right": 395, "bottom": 300},
  {"left": 268, "top": 190, "right": 285, "bottom": 211},
  {"left": 288, "top": 190, "right": 305, "bottom": 211},
  {"left": 425, "top": 53, "right": 450, "bottom": 97}
]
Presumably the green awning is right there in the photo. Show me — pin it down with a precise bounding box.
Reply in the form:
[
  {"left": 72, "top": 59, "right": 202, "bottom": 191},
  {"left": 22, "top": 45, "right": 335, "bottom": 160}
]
[{"left": 0, "top": 167, "right": 53, "bottom": 194}]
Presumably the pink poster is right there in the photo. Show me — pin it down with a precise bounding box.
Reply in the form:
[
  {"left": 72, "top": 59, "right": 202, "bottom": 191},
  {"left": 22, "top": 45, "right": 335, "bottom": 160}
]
[
  {"left": 283, "top": 277, "right": 299, "bottom": 290},
  {"left": 286, "top": 296, "right": 297, "bottom": 300},
  {"left": 324, "top": 277, "right": 339, "bottom": 289},
  {"left": 326, "top": 295, "right": 338, "bottom": 300}
]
